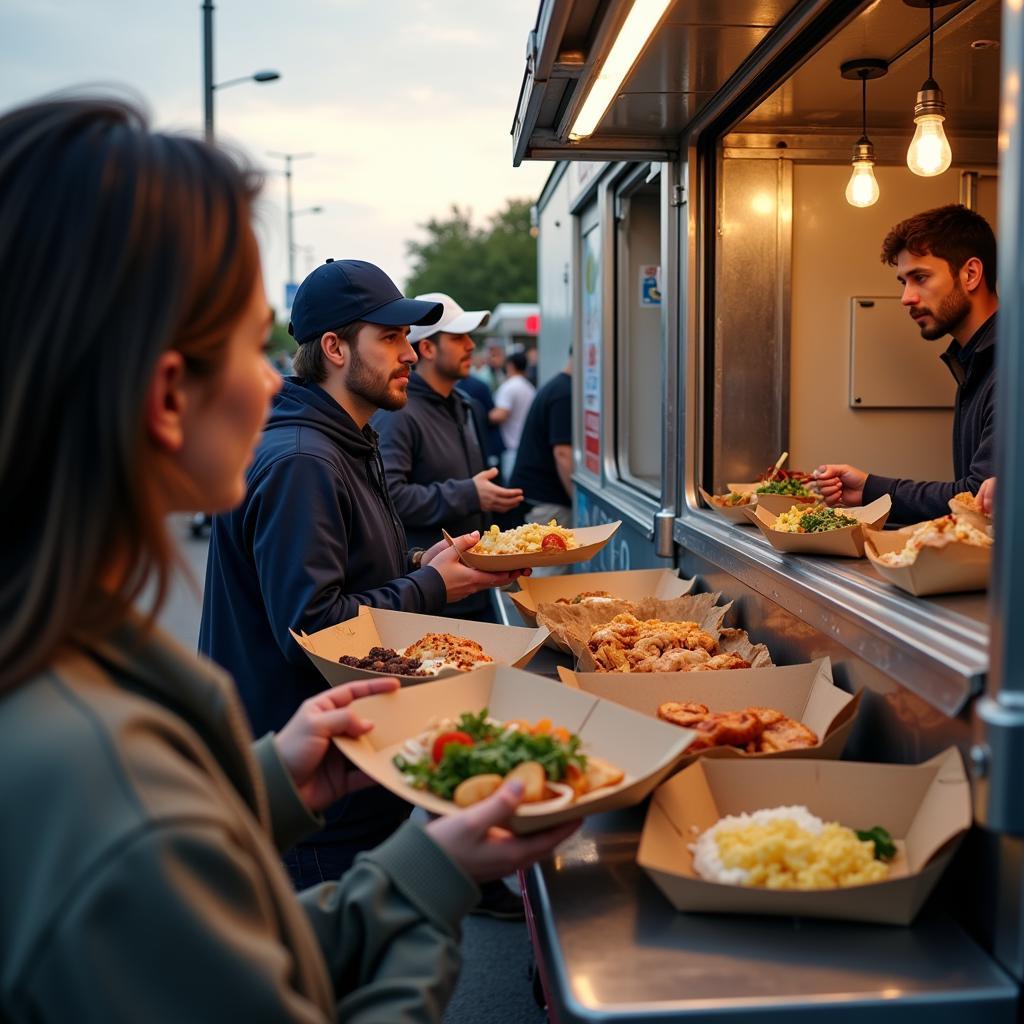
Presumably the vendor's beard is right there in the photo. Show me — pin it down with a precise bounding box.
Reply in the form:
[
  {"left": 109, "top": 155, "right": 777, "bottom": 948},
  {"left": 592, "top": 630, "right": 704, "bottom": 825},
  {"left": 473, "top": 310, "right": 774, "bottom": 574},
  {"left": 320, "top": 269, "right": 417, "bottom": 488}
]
[
  {"left": 348, "top": 348, "right": 408, "bottom": 411},
  {"left": 916, "top": 280, "right": 971, "bottom": 341}
]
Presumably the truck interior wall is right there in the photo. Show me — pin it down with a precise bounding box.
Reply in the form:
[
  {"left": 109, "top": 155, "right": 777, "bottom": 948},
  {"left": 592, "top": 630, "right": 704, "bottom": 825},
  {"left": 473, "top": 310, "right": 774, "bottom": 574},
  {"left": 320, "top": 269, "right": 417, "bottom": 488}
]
[
  {"left": 537, "top": 169, "right": 573, "bottom": 386},
  {"left": 712, "top": 157, "right": 789, "bottom": 490},
  {"left": 788, "top": 162, "right": 969, "bottom": 480}
]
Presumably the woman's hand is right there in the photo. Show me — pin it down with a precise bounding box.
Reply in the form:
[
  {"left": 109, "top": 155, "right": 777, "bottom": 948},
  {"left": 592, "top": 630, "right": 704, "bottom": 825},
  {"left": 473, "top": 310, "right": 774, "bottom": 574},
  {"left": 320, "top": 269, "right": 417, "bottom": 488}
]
[
  {"left": 274, "top": 678, "right": 399, "bottom": 813},
  {"left": 426, "top": 780, "right": 579, "bottom": 883},
  {"left": 424, "top": 530, "right": 530, "bottom": 603}
]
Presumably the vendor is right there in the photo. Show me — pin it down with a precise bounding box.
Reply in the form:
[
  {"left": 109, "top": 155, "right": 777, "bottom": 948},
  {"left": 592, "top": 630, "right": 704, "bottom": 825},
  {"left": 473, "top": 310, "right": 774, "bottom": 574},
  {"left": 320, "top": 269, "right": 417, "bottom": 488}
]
[{"left": 816, "top": 204, "right": 997, "bottom": 522}]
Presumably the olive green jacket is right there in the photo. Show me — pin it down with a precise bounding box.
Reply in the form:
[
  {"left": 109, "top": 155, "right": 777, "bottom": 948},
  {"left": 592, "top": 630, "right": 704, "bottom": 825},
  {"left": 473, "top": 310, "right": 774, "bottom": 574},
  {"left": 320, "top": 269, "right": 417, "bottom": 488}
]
[{"left": 0, "top": 621, "right": 478, "bottom": 1022}]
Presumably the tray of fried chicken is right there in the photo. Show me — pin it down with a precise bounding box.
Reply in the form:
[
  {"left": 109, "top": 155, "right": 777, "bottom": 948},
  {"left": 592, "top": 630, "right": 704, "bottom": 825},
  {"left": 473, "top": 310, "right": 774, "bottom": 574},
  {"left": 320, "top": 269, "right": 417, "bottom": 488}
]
[
  {"left": 537, "top": 593, "right": 770, "bottom": 674},
  {"left": 558, "top": 658, "right": 858, "bottom": 765}
]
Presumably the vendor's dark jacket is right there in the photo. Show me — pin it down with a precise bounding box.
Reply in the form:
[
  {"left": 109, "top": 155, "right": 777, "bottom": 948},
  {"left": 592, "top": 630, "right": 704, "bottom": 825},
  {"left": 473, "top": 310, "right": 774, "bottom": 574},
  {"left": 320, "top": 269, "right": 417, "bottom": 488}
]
[
  {"left": 373, "top": 372, "right": 489, "bottom": 617},
  {"left": 199, "top": 378, "right": 446, "bottom": 856},
  {"left": 863, "top": 314, "right": 996, "bottom": 523}
]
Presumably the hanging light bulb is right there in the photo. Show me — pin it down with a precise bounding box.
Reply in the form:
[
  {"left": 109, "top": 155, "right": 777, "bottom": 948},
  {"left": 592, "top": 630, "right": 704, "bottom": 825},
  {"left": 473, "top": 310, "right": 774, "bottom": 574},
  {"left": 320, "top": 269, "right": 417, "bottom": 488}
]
[
  {"left": 907, "top": 93, "right": 952, "bottom": 175},
  {"left": 847, "top": 143, "right": 880, "bottom": 207},
  {"left": 840, "top": 59, "right": 888, "bottom": 208},
  {"left": 906, "top": 1, "right": 953, "bottom": 176}
]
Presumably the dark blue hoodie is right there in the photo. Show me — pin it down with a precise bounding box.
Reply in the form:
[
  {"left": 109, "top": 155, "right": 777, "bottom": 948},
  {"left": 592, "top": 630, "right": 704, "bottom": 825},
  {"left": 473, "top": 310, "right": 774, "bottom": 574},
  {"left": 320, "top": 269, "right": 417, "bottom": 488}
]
[{"left": 199, "top": 378, "right": 447, "bottom": 865}]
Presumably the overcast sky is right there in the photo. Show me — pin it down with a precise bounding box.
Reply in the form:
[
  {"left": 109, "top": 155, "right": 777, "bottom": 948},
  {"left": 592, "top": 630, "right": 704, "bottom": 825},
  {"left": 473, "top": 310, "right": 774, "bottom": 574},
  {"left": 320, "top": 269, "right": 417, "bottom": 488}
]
[{"left": 0, "top": 0, "right": 554, "bottom": 315}]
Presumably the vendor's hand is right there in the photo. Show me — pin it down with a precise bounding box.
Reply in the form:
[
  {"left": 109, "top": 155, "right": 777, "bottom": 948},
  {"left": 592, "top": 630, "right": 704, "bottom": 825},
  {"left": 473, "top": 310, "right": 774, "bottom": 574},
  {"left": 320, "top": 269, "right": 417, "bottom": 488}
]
[
  {"left": 977, "top": 476, "right": 996, "bottom": 517},
  {"left": 473, "top": 467, "right": 524, "bottom": 513},
  {"left": 426, "top": 780, "right": 580, "bottom": 883},
  {"left": 427, "top": 530, "right": 530, "bottom": 603},
  {"left": 813, "top": 464, "right": 866, "bottom": 507},
  {"left": 274, "top": 678, "right": 399, "bottom": 813}
]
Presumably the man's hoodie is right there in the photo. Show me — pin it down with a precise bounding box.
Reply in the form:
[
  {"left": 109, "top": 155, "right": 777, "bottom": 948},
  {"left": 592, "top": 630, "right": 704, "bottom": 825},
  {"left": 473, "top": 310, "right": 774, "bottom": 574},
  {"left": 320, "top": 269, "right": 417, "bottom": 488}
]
[
  {"left": 199, "top": 377, "right": 446, "bottom": 739},
  {"left": 373, "top": 372, "right": 489, "bottom": 616}
]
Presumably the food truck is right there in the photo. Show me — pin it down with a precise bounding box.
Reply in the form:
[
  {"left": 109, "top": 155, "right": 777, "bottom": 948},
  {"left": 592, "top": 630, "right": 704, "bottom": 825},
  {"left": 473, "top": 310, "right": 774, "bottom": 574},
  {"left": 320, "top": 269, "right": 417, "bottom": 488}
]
[{"left": 510, "top": 0, "right": 1024, "bottom": 1018}]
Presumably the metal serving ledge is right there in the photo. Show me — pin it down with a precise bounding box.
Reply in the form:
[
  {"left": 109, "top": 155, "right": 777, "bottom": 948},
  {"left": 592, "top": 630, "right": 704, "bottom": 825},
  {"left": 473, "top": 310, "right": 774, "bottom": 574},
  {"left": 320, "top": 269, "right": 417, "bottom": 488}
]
[
  {"left": 523, "top": 804, "right": 1016, "bottom": 1023},
  {"left": 674, "top": 510, "right": 989, "bottom": 716}
]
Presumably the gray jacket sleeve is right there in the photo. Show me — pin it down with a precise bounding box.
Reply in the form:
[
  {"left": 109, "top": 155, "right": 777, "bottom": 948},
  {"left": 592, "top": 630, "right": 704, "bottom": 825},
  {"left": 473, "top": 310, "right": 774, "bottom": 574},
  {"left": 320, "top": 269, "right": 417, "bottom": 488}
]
[
  {"left": 303, "top": 823, "right": 480, "bottom": 1023},
  {"left": 377, "top": 411, "right": 481, "bottom": 526},
  {"left": 23, "top": 818, "right": 476, "bottom": 1024},
  {"left": 252, "top": 732, "right": 324, "bottom": 853}
]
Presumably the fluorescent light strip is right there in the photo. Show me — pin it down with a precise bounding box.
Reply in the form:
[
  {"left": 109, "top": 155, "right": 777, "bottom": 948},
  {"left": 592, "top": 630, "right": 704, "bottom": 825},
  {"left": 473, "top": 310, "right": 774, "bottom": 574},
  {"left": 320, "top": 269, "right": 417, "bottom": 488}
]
[{"left": 569, "top": 0, "right": 673, "bottom": 140}]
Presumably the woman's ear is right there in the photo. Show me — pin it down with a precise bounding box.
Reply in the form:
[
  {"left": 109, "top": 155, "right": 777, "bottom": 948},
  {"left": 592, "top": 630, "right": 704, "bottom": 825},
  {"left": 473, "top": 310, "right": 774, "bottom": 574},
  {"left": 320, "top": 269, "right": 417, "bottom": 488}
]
[{"left": 145, "top": 349, "right": 188, "bottom": 452}]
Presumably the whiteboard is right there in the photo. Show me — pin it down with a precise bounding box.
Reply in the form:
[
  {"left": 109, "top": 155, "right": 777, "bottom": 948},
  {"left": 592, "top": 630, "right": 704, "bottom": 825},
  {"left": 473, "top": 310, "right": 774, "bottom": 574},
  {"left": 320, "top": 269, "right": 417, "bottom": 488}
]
[{"left": 848, "top": 296, "right": 956, "bottom": 409}]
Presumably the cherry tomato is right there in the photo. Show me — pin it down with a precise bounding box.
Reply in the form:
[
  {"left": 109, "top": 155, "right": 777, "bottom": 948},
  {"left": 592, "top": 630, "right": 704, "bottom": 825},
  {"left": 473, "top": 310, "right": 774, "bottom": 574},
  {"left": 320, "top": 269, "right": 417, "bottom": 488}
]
[
  {"left": 431, "top": 730, "right": 474, "bottom": 764},
  {"left": 541, "top": 533, "right": 567, "bottom": 551}
]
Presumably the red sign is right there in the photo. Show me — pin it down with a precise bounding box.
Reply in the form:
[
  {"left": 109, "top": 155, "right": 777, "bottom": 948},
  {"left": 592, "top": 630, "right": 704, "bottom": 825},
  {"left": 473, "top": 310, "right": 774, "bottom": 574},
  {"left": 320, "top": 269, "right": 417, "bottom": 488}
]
[
  {"left": 584, "top": 410, "right": 601, "bottom": 474},
  {"left": 525, "top": 312, "right": 540, "bottom": 334}
]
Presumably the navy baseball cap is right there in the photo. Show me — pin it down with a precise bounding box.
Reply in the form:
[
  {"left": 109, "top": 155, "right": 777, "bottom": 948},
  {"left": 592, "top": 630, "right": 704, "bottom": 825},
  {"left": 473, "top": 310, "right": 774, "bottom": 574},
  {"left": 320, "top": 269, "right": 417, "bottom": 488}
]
[{"left": 287, "top": 259, "right": 443, "bottom": 343}]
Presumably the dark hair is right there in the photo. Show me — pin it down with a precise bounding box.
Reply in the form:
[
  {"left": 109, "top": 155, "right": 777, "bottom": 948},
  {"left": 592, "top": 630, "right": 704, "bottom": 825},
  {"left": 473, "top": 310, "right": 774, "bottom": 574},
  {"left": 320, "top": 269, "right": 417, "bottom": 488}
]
[
  {"left": 881, "top": 204, "right": 998, "bottom": 292},
  {"left": 292, "top": 321, "right": 364, "bottom": 383},
  {"left": 0, "top": 96, "right": 262, "bottom": 690},
  {"left": 506, "top": 351, "right": 528, "bottom": 374}
]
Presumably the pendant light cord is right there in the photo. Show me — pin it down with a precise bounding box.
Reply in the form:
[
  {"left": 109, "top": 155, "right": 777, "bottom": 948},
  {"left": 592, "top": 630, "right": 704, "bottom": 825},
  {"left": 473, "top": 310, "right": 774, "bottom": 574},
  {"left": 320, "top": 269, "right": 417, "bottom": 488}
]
[
  {"left": 929, "top": 2, "right": 935, "bottom": 80},
  {"left": 861, "top": 73, "right": 868, "bottom": 137}
]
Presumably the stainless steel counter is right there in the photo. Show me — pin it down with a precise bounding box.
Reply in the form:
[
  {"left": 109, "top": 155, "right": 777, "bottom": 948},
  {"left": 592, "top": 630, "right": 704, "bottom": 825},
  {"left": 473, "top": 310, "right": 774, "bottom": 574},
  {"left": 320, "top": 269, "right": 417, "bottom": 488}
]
[
  {"left": 525, "top": 804, "right": 1017, "bottom": 1023},
  {"left": 674, "top": 510, "right": 989, "bottom": 715}
]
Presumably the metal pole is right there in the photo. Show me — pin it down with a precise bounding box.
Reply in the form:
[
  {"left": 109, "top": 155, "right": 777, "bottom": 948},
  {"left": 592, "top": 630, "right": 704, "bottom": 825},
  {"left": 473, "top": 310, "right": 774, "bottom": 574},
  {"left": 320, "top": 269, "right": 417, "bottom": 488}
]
[
  {"left": 972, "top": 0, "right": 1024, "bottom": 836},
  {"left": 202, "top": 0, "right": 214, "bottom": 142},
  {"left": 285, "top": 156, "right": 295, "bottom": 285}
]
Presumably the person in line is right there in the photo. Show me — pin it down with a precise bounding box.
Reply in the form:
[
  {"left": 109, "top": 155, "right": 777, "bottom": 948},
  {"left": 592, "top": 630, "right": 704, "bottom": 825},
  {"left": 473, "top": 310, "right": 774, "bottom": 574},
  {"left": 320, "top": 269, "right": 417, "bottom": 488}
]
[
  {"left": 457, "top": 364, "right": 505, "bottom": 470},
  {"left": 525, "top": 345, "right": 539, "bottom": 387},
  {"left": 0, "top": 95, "right": 574, "bottom": 1023},
  {"left": 373, "top": 292, "right": 523, "bottom": 623},
  {"left": 816, "top": 205, "right": 997, "bottom": 522},
  {"left": 491, "top": 350, "right": 536, "bottom": 481},
  {"left": 200, "top": 259, "right": 526, "bottom": 889},
  {"left": 480, "top": 340, "right": 507, "bottom": 390},
  {"left": 510, "top": 354, "right": 574, "bottom": 527}
]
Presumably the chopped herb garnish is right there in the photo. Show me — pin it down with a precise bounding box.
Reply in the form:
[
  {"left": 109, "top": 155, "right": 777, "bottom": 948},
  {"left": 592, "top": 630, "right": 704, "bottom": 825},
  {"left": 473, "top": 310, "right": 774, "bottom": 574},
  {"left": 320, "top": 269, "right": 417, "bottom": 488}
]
[{"left": 856, "top": 825, "right": 897, "bottom": 862}]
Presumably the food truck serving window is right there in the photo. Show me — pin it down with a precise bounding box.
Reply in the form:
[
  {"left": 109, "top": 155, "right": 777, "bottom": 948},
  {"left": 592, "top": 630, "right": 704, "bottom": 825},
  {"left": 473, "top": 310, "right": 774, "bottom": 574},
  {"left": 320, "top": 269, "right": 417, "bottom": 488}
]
[{"left": 613, "top": 165, "right": 662, "bottom": 497}]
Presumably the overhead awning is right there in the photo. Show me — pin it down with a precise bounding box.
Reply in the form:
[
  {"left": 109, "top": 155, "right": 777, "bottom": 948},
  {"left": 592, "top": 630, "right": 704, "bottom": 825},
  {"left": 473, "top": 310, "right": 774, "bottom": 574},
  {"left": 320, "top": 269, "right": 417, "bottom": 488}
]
[{"left": 512, "top": 0, "right": 804, "bottom": 165}]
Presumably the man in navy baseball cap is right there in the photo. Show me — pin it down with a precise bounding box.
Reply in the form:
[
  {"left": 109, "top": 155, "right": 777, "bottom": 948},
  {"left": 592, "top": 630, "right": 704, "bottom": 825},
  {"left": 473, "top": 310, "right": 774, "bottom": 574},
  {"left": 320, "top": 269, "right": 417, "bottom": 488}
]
[
  {"left": 201, "top": 260, "right": 523, "bottom": 890},
  {"left": 288, "top": 258, "right": 442, "bottom": 342}
]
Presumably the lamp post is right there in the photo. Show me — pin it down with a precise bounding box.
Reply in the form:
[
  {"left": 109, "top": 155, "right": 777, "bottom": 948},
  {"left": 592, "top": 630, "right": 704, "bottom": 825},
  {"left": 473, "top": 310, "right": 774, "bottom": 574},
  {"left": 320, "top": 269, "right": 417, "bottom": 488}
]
[
  {"left": 267, "top": 152, "right": 316, "bottom": 286},
  {"left": 201, "top": 1, "right": 280, "bottom": 143},
  {"left": 291, "top": 206, "right": 324, "bottom": 280}
]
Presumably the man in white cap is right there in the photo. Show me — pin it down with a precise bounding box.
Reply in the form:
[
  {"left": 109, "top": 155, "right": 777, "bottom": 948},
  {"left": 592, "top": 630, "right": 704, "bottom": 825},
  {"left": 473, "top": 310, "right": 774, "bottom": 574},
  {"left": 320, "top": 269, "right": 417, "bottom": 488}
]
[{"left": 373, "top": 292, "right": 523, "bottom": 623}]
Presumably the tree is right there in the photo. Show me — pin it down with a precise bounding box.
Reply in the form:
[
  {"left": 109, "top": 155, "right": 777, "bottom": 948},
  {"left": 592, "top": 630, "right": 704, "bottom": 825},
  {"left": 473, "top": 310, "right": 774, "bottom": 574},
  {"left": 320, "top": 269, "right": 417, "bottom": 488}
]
[{"left": 403, "top": 199, "right": 537, "bottom": 310}]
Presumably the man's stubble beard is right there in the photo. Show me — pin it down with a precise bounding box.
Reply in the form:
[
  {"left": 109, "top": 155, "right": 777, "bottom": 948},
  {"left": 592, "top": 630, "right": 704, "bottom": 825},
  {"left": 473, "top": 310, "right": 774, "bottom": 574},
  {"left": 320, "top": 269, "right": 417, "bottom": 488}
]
[
  {"left": 347, "top": 345, "right": 408, "bottom": 412},
  {"left": 918, "top": 279, "right": 971, "bottom": 341}
]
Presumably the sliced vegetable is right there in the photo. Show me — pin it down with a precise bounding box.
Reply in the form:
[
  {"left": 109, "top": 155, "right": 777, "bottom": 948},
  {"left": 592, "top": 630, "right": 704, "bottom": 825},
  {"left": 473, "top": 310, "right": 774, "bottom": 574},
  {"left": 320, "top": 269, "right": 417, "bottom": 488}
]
[
  {"left": 431, "top": 730, "right": 474, "bottom": 764},
  {"left": 541, "top": 533, "right": 568, "bottom": 550}
]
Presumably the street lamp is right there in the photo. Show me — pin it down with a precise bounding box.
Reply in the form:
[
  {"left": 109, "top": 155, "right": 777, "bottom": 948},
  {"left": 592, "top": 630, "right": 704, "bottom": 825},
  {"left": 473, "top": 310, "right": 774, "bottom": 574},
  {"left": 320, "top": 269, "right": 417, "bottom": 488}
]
[
  {"left": 267, "top": 152, "right": 318, "bottom": 288},
  {"left": 202, "top": 1, "right": 280, "bottom": 142}
]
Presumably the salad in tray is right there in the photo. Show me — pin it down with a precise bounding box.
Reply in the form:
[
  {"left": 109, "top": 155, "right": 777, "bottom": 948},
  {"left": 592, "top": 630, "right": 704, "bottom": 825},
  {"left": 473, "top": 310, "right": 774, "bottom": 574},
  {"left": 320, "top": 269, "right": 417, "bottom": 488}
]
[{"left": 393, "top": 708, "right": 623, "bottom": 809}]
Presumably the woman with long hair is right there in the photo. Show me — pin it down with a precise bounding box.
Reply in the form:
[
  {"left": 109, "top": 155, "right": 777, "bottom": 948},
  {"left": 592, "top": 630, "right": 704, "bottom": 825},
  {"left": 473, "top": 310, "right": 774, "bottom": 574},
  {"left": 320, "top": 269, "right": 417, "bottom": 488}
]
[{"left": 0, "top": 96, "right": 574, "bottom": 1022}]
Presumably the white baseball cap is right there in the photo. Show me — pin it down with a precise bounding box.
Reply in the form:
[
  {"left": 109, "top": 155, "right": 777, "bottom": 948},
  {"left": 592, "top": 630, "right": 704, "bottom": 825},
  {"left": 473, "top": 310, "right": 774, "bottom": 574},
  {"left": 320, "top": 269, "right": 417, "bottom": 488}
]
[{"left": 408, "top": 292, "right": 490, "bottom": 344}]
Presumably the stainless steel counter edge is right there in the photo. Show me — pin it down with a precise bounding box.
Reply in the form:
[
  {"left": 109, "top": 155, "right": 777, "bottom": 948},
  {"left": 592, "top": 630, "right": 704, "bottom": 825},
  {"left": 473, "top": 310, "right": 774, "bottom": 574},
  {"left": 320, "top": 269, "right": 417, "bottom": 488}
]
[
  {"left": 524, "top": 863, "right": 1016, "bottom": 1024},
  {"left": 674, "top": 510, "right": 987, "bottom": 716}
]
